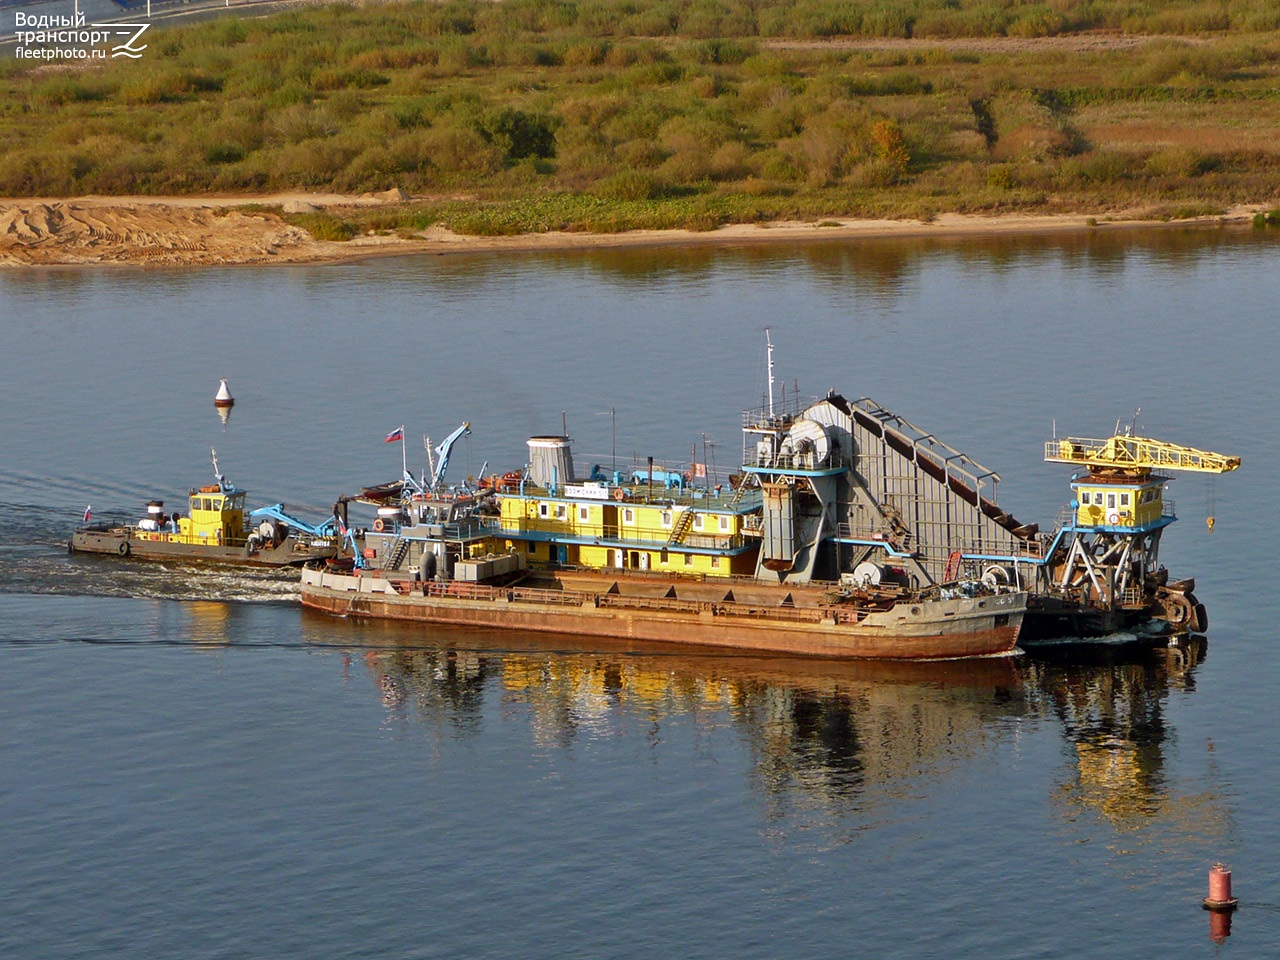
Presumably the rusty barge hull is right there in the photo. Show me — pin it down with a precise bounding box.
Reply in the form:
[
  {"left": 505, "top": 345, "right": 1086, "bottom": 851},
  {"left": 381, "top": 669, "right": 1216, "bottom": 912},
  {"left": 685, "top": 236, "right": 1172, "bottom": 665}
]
[{"left": 299, "top": 569, "right": 1025, "bottom": 660}]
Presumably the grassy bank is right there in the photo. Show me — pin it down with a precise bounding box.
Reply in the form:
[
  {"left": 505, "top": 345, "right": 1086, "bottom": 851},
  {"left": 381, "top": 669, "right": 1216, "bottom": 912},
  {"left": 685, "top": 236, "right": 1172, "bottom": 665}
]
[{"left": 4, "top": 0, "right": 1280, "bottom": 236}]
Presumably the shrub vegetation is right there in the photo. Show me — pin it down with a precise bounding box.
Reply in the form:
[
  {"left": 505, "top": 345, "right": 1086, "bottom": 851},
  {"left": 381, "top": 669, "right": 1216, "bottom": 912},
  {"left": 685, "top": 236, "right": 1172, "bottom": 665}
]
[{"left": 3, "top": 0, "right": 1280, "bottom": 236}]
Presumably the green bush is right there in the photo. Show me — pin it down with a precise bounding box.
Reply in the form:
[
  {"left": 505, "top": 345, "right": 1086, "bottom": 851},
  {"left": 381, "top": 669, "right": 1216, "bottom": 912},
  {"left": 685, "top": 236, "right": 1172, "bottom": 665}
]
[
  {"left": 595, "top": 170, "right": 672, "bottom": 200},
  {"left": 292, "top": 212, "right": 359, "bottom": 240}
]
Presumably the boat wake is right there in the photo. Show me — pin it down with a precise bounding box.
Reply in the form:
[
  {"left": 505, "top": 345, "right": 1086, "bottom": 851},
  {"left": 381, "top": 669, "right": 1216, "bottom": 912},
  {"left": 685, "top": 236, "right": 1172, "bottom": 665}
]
[
  {"left": 1019, "top": 620, "right": 1174, "bottom": 649},
  {"left": 0, "top": 502, "right": 299, "bottom": 603}
]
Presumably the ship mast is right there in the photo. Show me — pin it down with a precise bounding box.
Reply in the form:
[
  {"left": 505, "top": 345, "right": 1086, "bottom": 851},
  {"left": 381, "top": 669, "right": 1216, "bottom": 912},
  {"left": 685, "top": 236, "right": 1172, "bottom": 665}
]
[{"left": 765, "top": 327, "right": 775, "bottom": 418}]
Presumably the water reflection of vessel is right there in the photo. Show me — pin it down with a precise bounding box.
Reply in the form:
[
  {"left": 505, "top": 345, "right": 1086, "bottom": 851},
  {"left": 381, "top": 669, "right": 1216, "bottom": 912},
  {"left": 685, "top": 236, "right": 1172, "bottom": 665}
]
[
  {"left": 1026, "top": 638, "right": 1223, "bottom": 834},
  {"left": 311, "top": 612, "right": 1029, "bottom": 795},
  {"left": 310, "top": 615, "right": 1215, "bottom": 825},
  {"left": 69, "top": 450, "right": 339, "bottom": 568}
]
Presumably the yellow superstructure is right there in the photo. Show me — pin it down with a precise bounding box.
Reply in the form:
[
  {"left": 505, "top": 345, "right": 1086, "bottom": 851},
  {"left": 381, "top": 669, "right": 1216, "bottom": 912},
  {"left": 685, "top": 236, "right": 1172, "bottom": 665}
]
[
  {"left": 1048, "top": 430, "right": 1239, "bottom": 531},
  {"left": 496, "top": 488, "right": 755, "bottom": 576},
  {"left": 131, "top": 486, "right": 248, "bottom": 547},
  {"left": 184, "top": 487, "right": 248, "bottom": 543},
  {"left": 1073, "top": 480, "right": 1164, "bottom": 529}
]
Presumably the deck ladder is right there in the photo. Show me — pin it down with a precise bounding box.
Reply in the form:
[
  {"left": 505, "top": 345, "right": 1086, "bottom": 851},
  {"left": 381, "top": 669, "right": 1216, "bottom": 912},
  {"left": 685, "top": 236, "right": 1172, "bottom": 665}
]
[
  {"left": 667, "top": 508, "right": 694, "bottom": 545},
  {"left": 385, "top": 537, "right": 409, "bottom": 571}
]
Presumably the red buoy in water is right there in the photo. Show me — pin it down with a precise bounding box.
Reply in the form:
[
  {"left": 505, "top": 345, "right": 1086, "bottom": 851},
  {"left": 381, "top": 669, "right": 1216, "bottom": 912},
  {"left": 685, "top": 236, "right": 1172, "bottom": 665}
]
[{"left": 1203, "top": 863, "right": 1238, "bottom": 911}]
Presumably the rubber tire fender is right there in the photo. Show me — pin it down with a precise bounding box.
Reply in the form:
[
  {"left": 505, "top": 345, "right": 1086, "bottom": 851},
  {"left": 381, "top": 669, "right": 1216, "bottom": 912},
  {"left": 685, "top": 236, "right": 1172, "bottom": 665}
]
[{"left": 118, "top": 541, "right": 130, "bottom": 556}]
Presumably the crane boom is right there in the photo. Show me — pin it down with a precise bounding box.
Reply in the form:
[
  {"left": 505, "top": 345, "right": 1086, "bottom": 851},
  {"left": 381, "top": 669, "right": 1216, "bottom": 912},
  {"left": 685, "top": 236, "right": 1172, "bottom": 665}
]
[
  {"left": 248, "top": 503, "right": 338, "bottom": 538},
  {"left": 431, "top": 421, "right": 471, "bottom": 489},
  {"left": 1045, "top": 435, "right": 1240, "bottom": 476}
]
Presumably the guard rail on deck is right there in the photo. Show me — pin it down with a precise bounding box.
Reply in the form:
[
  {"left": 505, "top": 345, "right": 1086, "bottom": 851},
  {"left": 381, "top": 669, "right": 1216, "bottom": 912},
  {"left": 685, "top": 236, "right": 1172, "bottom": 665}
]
[
  {"left": 498, "top": 518, "right": 747, "bottom": 552},
  {"left": 379, "top": 577, "right": 875, "bottom": 623},
  {"left": 834, "top": 522, "right": 1048, "bottom": 560}
]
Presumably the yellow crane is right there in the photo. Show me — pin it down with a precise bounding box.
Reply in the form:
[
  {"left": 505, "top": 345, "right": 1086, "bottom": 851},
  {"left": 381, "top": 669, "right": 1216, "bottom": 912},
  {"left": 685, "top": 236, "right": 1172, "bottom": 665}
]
[
  {"left": 1045, "top": 435, "right": 1241, "bottom": 478},
  {"left": 1039, "top": 428, "right": 1240, "bottom": 633}
]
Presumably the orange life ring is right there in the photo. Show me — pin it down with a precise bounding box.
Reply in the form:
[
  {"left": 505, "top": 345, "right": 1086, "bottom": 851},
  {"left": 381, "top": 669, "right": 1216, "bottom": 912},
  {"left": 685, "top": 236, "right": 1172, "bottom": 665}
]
[
  {"left": 1107, "top": 512, "right": 1120, "bottom": 524},
  {"left": 613, "top": 487, "right": 626, "bottom": 501},
  {"left": 373, "top": 518, "right": 385, "bottom": 532}
]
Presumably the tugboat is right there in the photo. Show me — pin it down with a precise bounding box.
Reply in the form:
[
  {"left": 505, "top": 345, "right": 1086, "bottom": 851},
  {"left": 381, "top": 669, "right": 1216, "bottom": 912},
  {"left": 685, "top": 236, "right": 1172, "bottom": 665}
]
[{"left": 69, "top": 450, "right": 340, "bottom": 568}]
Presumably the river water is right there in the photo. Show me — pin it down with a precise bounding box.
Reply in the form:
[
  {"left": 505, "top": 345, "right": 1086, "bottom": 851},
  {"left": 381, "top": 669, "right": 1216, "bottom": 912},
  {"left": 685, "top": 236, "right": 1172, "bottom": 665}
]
[{"left": 2, "top": 227, "right": 1277, "bottom": 958}]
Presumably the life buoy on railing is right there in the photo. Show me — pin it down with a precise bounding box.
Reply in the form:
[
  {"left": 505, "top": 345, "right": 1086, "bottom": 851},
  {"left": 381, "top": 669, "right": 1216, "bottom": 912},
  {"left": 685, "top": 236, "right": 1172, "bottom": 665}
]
[
  {"left": 613, "top": 487, "right": 626, "bottom": 501},
  {"left": 373, "top": 518, "right": 385, "bottom": 532},
  {"left": 1107, "top": 512, "right": 1120, "bottom": 525}
]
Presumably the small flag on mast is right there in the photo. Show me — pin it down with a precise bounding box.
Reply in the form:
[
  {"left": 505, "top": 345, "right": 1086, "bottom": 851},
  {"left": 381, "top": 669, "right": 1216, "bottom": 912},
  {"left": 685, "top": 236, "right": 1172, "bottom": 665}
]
[
  {"left": 83, "top": 504, "right": 92, "bottom": 523},
  {"left": 384, "top": 426, "right": 404, "bottom": 443}
]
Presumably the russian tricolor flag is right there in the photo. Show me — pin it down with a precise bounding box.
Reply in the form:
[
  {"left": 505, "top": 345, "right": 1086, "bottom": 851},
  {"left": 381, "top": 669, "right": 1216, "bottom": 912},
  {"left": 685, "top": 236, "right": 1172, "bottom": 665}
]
[
  {"left": 384, "top": 426, "right": 404, "bottom": 443},
  {"left": 83, "top": 504, "right": 92, "bottom": 523}
]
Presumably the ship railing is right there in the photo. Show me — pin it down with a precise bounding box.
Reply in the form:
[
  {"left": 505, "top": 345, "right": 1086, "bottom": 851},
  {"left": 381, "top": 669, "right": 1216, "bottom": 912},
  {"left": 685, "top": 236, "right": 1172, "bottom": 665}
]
[
  {"left": 499, "top": 519, "right": 746, "bottom": 551},
  {"left": 1120, "top": 586, "right": 1146, "bottom": 608},
  {"left": 416, "top": 580, "right": 589, "bottom": 606},
  {"left": 741, "top": 396, "right": 810, "bottom": 431},
  {"left": 833, "top": 522, "right": 1047, "bottom": 560},
  {"left": 400, "top": 577, "right": 873, "bottom": 624},
  {"left": 848, "top": 396, "right": 1001, "bottom": 497},
  {"left": 746, "top": 451, "right": 840, "bottom": 472}
]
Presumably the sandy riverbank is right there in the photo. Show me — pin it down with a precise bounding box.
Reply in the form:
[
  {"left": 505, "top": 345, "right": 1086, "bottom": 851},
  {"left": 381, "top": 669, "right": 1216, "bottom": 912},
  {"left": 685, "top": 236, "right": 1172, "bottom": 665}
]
[{"left": 0, "top": 194, "right": 1268, "bottom": 267}]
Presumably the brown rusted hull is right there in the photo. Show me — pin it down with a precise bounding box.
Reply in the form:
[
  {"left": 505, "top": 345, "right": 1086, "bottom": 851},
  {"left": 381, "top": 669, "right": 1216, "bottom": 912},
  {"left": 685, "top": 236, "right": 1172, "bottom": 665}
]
[{"left": 299, "top": 569, "right": 1025, "bottom": 660}]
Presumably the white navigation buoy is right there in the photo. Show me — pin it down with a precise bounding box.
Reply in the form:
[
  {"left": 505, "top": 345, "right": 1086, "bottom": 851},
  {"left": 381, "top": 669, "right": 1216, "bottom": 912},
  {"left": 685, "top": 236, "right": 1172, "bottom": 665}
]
[
  {"left": 214, "top": 379, "right": 235, "bottom": 408},
  {"left": 214, "top": 379, "right": 235, "bottom": 426}
]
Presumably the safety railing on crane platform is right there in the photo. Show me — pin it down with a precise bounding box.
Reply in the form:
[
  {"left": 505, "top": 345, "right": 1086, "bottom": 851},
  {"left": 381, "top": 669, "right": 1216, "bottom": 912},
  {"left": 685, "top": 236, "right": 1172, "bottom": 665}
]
[
  {"left": 834, "top": 521, "right": 1049, "bottom": 560},
  {"left": 745, "top": 450, "right": 845, "bottom": 472},
  {"left": 741, "top": 396, "right": 811, "bottom": 431}
]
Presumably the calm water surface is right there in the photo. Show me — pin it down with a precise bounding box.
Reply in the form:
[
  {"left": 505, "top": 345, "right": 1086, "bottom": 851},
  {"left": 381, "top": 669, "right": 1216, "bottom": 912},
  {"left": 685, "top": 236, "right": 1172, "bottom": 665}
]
[{"left": 2, "top": 227, "right": 1278, "bottom": 958}]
